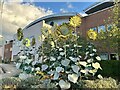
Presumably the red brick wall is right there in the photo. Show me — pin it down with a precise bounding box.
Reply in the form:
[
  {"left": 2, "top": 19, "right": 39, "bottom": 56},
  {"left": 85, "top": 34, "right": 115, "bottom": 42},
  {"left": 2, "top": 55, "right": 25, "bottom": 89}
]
[
  {"left": 77, "top": 7, "right": 117, "bottom": 54},
  {"left": 78, "top": 7, "right": 113, "bottom": 37},
  {"left": 4, "top": 42, "right": 12, "bottom": 62}
]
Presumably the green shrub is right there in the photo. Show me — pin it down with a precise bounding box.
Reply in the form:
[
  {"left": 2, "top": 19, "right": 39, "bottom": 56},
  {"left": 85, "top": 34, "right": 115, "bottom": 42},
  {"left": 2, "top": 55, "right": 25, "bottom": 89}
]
[
  {"left": 18, "top": 76, "right": 57, "bottom": 89},
  {"left": 31, "top": 82, "right": 57, "bottom": 89},
  {"left": 1, "top": 77, "right": 119, "bottom": 89},
  {"left": 97, "top": 60, "right": 120, "bottom": 81},
  {"left": 0, "top": 77, "right": 21, "bottom": 89},
  {"left": 82, "top": 77, "right": 118, "bottom": 88},
  {"left": 15, "top": 15, "right": 103, "bottom": 89},
  {"left": 118, "top": 83, "right": 120, "bottom": 89},
  {"left": 18, "top": 76, "right": 42, "bottom": 89}
]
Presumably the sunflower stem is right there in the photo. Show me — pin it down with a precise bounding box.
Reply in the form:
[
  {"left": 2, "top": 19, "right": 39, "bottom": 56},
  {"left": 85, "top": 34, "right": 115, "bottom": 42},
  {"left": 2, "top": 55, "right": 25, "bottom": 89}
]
[{"left": 75, "top": 27, "right": 78, "bottom": 57}]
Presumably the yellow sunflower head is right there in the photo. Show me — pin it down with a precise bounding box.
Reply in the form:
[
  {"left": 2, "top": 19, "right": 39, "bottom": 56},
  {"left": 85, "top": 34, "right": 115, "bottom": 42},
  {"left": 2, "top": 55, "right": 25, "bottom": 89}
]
[
  {"left": 69, "top": 15, "right": 81, "bottom": 27},
  {"left": 22, "top": 38, "right": 31, "bottom": 47},
  {"left": 87, "top": 29, "right": 97, "bottom": 40}
]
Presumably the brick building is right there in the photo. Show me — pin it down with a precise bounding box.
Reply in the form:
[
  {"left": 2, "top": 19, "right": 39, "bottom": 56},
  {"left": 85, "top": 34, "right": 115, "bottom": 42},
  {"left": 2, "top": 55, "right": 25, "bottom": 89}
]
[
  {"left": 79, "top": 1, "right": 119, "bottom": 60},
  {"left": 79, "top": 7, "right": 112, "bottom": 37},
  {"left": 3, "top": 1, "right": 119, "bottom": 62},
  {"left": 78, "top": 1, "right": 119, "bottom": 60},
  {"left": 3, "top": 41, "right": 13, "bottom": 63}
]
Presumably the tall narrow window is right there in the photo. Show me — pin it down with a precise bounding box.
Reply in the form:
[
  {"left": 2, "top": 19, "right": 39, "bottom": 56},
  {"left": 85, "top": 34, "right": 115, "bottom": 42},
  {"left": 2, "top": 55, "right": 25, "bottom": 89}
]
[
  {"left": 90, "top": 27, "right": 97, "bottom": 31},
  {"left": 50, "top": 21, "right": 54, "bottom": 26},
  {"left": 107, "top": 24, "right": 112, "bottom": 31},
  {"left": 110, "top": 53, "right": 119, "bottom": 60},
  {"left": 100, "top": 53, "right": 109, "bottom": 60},
  {"left": 98, "top": 25, "right": 106, "bottom": 33}
]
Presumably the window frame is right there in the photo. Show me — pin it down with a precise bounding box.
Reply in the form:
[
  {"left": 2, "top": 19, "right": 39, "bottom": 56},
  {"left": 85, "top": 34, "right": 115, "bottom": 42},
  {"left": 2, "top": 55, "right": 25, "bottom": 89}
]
[{"left": 98, "top": 25, "right": 106, "bottom": 33}]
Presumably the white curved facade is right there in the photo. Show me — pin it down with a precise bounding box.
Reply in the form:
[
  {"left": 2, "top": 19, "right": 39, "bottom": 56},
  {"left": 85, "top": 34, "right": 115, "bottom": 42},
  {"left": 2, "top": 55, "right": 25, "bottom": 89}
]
[{"left": 12, "top": 12, "right": 78, "bottom": 61}]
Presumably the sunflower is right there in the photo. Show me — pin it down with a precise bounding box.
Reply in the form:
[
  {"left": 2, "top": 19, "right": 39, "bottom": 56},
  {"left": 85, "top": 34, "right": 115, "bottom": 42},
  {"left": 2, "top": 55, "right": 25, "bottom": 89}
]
[
  {"left": 22, "top": 38, "right": 31, "bottom": 47},
  {"left": 17, "top": 28, "right": 23, "bottom": 41},
  {"left": 87, "top": 29, "right": 97, "bottom": 40},
  {"left": 69, "top": 15, "right": 81, "bottom": 27}
]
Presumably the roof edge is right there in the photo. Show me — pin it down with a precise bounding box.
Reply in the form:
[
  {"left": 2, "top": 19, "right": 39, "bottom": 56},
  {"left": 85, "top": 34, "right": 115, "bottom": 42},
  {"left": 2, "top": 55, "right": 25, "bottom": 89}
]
[
  {"left": 84, "top": 0, "right": 114, "bottom": 13},
  {"left": 24, "top": 12, "right": 79, "bottom": 29}
]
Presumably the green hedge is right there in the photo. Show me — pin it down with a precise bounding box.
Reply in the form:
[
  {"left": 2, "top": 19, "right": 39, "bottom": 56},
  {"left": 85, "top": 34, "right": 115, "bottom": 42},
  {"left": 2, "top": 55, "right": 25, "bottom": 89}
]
[
  {"left": 97, "top": 60, "right": 120, "bottom": 81},
  {"left": 82, "top": 77, "right": 118, "bottom": 88},
  {"left": 1, "top": 77, "right": 119, "bottom": 89}
]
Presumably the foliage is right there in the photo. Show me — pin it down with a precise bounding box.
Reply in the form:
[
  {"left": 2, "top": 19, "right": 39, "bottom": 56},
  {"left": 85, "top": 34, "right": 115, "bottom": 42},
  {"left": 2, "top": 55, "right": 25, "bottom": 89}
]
[
  {"left": 17, "top": 28, "right": 23, "bottom": 41},
  {"left": 0, "top": 77, "right": 21, "bottom": 89},
  {"left": 16, "top": 15, "right": 102, "bottom": 89},
  {"left": 82, "top": 77, "right": 118, "bottom": 88},
  {"left": 17, "top": 76, "right": 42, "bottom": 89},
  {"left": 22, "top": 38, "right": 31, "bottom": 47},
  {"left": 118, "top": 83, "right": 120, "bottom": 89},
  {"left": 18, "top": 76, "right": 57, "bottom": 89},
  {"left": 113, "top": 0, "right": 120, "bottom": 26},
  {"left": 1, "top": 77, "right": 119, "bottom": 89},
  {"left": 113, "top": 0, "right": 120, "bottom": 56},
  {"left": 97, "top": 60, "right": 120, "bottom": 81},
  {"left": 31, "top": 37, "right": 36, "bottom": 46},
  {"left": 0, "top": 76, "right": 57, "bottom": 89},
  {"left": 96, "top": 24, "right": 119, "bottom": 53},
  {"left": 96, "top": 1, "right": 120, "bottom": 55}
]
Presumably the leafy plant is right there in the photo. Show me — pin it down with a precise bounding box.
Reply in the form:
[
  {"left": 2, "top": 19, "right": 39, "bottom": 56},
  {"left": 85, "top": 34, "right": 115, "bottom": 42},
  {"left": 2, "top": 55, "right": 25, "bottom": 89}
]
[
  {"left": 0, "top": 77, "right": 21, "bottom": 89},
  {"left": 82, "top": 77, "right": 118, "bottom": 88},
  {"left": 97, "top": 60, "right": 120, "bottom": 81},
  {"left": 16, "top": 15, "right": 102, "bottom": 89},
  {"left": 17, "top": 76, "right": 42, "bottom": 89},
  {"left": 17, "top": 28, "right": 23, "bottom": 41}
]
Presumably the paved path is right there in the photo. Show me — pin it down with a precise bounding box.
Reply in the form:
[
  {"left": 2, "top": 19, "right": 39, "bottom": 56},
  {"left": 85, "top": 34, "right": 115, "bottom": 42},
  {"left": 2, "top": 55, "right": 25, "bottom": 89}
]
[{"left": 0, "top": 64, "right": 21, "bottom": 79}]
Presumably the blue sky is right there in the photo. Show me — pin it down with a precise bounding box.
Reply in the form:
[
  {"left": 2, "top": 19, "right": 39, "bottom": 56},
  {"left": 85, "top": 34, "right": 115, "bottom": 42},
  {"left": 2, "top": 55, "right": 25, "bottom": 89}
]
[
  {"left": 1, "top": 1, "right": 98, "bottom": 42},
  {"left": 33, "top": 2, "right": 96, "bottom": 14}
]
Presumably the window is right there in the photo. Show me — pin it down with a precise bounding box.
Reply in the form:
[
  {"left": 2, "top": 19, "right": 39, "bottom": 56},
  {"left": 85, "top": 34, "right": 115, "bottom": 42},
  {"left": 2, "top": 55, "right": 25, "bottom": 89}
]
[
  {"left": 98, "top": 25, "right": 106, "bottom": 33},
  {"left": 110, "top": 53, "right": 119, "bottom": 60},
  {"left": 100, "top": 53, "right": 109, "bottom": 60},
  {"left": 107, "top": 24, "right": 112, "bottom": 31},
  {"left": 90, "top": 27, "right": 97, "bottom": 31},
  {"left": 50, "top": 21, "right": 54, "bottom": 26}
]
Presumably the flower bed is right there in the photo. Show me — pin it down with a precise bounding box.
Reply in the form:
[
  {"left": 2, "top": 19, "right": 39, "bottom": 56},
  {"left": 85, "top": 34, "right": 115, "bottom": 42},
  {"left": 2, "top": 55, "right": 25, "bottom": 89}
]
[
  {"left": 0, "top": 77, "right": 119, "bottom": 89},
  {"left": 15, "top": 15, "right": 103, "bottom": 89}
]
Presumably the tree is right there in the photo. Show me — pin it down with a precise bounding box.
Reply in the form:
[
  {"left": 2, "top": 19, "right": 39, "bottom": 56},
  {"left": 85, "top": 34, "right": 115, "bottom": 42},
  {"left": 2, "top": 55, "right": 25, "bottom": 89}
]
[
  {"left": 96, "top": 1, "right": 120, "bottom": 59},
  {"left": 112, "top": 0, "right": 120, "bottom": 57}
]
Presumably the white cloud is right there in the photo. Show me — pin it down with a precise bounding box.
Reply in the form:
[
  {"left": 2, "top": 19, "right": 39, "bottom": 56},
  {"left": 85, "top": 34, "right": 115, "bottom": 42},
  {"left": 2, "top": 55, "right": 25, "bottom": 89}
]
[
  {"left": 0, "top": 1, "right": 53, "bottom": 44},
  {"left": 67, "top": 2, "right": 73, "bottom": 8},
  {"left": 60, "top": 8, "right": 68, "bottom": 13}
]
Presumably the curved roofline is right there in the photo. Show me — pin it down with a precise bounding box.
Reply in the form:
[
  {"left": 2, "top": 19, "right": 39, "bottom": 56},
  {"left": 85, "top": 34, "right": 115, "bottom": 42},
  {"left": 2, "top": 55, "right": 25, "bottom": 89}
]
[
  {"left": 84, "top": 0, "right": 114, "bottom": 13},
  {"left": 24, "top": 12, "right": 79, "bottom": 29}
]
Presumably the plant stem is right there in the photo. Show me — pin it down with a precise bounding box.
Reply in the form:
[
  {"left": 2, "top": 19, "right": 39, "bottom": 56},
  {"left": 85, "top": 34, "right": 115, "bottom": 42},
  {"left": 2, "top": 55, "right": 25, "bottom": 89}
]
[{"left": 75, "top": 27, "right": 78, "bottom": 56}]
